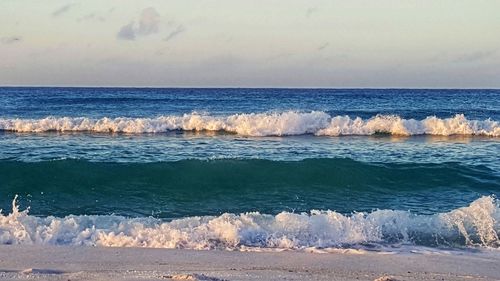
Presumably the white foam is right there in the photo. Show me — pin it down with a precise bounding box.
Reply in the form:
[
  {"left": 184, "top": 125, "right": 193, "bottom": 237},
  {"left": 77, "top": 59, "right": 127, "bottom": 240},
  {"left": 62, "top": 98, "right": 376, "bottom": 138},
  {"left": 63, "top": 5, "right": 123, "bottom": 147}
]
[
  {"left": 0, "top": 196, "right": 498, "bottom": 250},
  {"left": 0, "top": 112, "right": 498, "bottom": 136}
]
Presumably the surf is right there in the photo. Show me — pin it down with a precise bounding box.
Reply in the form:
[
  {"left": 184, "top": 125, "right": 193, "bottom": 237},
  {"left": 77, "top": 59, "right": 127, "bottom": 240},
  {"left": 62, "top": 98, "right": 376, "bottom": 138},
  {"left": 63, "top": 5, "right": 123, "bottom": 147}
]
[
  {"left": 0, "top": 112, "right": 499, "bottom": 136},
  {"left": 1, "top": 195, "right": 499, "bottom": 250}
]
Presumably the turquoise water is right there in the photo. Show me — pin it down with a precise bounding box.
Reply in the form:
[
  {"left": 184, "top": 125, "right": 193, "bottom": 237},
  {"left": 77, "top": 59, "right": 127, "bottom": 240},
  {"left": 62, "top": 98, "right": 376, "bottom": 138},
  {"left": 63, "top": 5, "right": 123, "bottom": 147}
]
[
  {"left": 1, "top": 158, "right": 498, "bottom": 218},
  {"left": 0, "top": 87, "right": 499, "bottom": 250}
]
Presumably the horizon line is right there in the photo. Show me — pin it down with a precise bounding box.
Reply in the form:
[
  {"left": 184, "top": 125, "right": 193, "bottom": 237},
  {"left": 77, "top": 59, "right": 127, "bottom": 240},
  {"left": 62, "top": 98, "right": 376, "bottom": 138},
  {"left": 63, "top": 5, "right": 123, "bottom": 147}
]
[{"left": 1, "top": 85, "right": 499, "bottom": 90}]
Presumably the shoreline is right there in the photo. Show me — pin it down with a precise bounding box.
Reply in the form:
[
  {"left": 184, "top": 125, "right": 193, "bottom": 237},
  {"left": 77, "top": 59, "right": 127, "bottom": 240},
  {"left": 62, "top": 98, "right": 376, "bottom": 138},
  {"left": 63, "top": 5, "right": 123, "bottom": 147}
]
[{"left": 0, "top": 245, "right": 499, "bottom": 281}]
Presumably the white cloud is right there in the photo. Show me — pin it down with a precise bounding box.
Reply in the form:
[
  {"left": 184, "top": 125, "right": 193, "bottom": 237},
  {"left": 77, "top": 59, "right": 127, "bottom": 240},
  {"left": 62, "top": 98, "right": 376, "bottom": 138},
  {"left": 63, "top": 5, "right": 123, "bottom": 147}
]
[
  {"left": 137, "top": 7, "right": 160, "bottom": 36},
  {"left": 117, "top": 22, "right": 136, "bottom": 40},
  {"left": 117, "top": 7, "right": 161, "bottom": 40}
]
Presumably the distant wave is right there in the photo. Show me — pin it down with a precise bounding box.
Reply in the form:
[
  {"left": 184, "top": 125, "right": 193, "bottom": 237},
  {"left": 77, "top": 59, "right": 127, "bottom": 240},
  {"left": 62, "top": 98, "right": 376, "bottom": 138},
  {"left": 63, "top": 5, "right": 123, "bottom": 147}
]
[
  {"left": 0, "top": 196, "right": 498, "bottom": 250},
  {"left": 0, "top": 112, "right": 499, "bottom": 136}
]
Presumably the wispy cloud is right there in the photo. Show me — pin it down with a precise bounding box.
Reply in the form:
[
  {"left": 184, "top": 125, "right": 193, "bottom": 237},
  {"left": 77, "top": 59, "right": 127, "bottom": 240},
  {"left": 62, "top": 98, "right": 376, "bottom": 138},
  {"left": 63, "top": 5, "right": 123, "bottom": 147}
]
[
  {"left": 306, "top": 7, "right": 317, "bottom": 18},
  {"left": 52, "top": 3, "right": 77, "bottom": 17},
  {"left": 317, "top": 42, "right": 329, "bottom": 51},
  {"left": 164, "top": 25, "right": 186, "bottom": 42},
  {"left": 265, "top": 53, "right": 294, "bottom": 62},
  {"left": 78, "top": 8, "right": 115, "bottom": 23},
  {"left": 78, "top": 13, "right": 106, "bottom": 23},
  {"left": 453, "top": 50, "right": 497, "bottom": 63},
  {"left": 117, "top": 7, "right": 161, "bottom": 40},
  {"left": 0, "top": 36, "right": 22, "bottom": 44}
]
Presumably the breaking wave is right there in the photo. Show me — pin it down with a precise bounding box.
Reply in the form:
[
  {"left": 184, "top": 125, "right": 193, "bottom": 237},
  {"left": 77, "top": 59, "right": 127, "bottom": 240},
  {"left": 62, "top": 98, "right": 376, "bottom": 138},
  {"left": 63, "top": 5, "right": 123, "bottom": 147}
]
[
  {"left": 0, "top": 112, "right": 499, "bottom": 136},
  {"left": 1, "top": 196, "right": 498, "bottom": 250}
]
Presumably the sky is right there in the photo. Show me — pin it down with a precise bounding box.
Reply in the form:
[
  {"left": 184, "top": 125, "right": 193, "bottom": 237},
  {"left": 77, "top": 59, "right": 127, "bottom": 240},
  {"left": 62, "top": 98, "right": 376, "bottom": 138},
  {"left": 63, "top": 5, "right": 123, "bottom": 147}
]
[{"left": 1, "top": 0, "right": 500, "bottom": 88}]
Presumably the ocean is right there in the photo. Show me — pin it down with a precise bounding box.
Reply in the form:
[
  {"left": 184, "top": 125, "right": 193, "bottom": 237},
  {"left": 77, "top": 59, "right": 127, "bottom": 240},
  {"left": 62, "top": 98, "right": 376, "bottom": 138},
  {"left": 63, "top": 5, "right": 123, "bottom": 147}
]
[{"left": 0, "top": 87, "right": 499, "bottom": 251}]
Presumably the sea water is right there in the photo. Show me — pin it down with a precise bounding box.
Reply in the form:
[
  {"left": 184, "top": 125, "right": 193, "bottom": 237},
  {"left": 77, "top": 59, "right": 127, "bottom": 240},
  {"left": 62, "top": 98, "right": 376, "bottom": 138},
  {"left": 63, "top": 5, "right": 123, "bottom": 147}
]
[{"left": 0, "top": 87, "right": 499, "bottom": 250}]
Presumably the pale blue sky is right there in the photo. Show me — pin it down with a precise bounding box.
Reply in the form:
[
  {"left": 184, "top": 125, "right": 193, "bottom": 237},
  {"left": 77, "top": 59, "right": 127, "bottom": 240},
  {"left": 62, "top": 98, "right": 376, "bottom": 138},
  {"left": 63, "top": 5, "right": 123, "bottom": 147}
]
[{"left": 1, "top": 0, "right": 499, "bottom": 87}]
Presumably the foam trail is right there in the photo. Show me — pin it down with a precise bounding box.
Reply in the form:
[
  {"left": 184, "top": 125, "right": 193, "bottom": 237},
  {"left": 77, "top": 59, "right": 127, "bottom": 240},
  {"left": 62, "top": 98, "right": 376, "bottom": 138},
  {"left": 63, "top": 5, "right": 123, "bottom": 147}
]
[
  {"left": 0, "top": 112, "right": 498, "bottom": 136},
  {"left": 0, "top": 196, "right": 498, "bottom": 250}
]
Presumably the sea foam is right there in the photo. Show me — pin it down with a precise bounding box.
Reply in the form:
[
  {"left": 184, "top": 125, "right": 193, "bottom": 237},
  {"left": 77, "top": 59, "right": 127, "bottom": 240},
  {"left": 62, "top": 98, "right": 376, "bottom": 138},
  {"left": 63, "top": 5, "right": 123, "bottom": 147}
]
[
  {"left": 0, "top": 112, "right": 499, "bottom": 136},
  {"left": 0, "top": 196, "right": 498, "bottom": 250}
]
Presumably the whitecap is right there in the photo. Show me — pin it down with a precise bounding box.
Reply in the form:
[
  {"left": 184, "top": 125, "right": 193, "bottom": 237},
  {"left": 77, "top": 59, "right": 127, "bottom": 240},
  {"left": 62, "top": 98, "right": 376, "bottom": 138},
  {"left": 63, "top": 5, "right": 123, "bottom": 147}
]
[
  {"left": 0, "top": 112, "right": 498, "bottom": 137},
  {"left": 1, "top": 196, "right": 498, "bottom": 250}
]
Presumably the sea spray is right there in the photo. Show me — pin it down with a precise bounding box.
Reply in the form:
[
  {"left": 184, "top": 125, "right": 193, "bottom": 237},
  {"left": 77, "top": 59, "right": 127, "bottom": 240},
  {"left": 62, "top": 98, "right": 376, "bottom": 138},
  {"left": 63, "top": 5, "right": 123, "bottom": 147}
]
[
  {"left": 1, "top": 196, "right": 498, "bottom": 250},
  {"left": 0, "top": 112, "right": 498, "bottom": 136}
]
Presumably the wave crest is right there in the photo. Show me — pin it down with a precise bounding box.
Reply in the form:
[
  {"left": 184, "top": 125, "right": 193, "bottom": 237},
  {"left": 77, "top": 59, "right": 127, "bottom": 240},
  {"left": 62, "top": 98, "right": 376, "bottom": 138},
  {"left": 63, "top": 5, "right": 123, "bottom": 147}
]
[
  {"left": 1, "top": 196, "right": 498, "bottom": 250},
  {"left": 0, "top": 112, "right": 499, "bottom": 136}
]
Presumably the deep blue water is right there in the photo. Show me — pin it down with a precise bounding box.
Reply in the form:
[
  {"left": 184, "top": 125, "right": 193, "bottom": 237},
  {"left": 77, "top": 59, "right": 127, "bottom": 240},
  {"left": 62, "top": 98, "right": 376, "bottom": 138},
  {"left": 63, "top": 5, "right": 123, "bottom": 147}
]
[{"left": 2, "top": 87, "right": 499, "bottom": 119}]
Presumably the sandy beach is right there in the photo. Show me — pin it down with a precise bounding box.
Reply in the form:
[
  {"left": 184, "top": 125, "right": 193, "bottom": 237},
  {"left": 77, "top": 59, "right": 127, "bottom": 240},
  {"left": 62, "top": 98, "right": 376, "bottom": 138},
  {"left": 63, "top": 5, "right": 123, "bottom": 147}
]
[{"left": 0, "top": 245, "right": 499, "bottom": 281}]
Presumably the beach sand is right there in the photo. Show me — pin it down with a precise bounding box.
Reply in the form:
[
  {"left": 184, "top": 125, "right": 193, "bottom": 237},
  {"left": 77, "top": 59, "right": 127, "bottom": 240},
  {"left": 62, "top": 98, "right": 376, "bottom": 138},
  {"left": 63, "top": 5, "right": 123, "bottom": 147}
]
[{"left": 0, "top": 245, "right": 498, "bottom": 281}]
